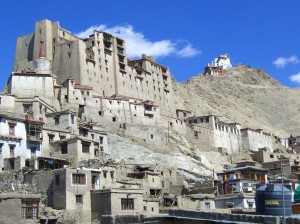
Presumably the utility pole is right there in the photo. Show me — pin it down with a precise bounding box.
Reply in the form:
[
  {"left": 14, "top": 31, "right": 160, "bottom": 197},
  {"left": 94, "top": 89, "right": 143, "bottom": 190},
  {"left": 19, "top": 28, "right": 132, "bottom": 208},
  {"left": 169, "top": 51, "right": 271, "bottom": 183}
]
[
  {"left": 281, "top": 161, "right": 286, "bottom": 224},
  {"left": 167, "top": 119, "right": 169, "bottom": 143}
]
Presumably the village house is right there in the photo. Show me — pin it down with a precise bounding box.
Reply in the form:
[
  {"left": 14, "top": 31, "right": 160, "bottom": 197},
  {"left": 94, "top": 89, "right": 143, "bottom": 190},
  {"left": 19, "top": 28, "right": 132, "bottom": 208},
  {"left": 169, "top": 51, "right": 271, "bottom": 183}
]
[
  {"left": 0, "top": 111, "right": 43, "bottom": 171},
  {"left": 177, "top": 194, "right": 215, "bottom": 210},
  {"left": 0, "top": 193, "right": 41, "bottom": 224},
  {"left": 215, "top": 160, "right": 268, "bottom": 209}
]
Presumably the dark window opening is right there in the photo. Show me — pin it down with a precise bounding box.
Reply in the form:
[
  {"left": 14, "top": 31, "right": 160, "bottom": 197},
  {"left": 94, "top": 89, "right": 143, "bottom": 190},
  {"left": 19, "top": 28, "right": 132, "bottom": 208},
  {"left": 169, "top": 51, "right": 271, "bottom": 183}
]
[
  {"left": 8, "top": 123, "right": 15, "bottom": 136},
  {"left": 121, "top": 198, "right": 134, "bottom": 210},
  {"left": 48, "top": 134, "right": 54, "bottom": 142},
  {"left": 61, "top": 143, "right": 68, "bottom": 154},
  {"left": 82, "top": 142, "right": 90, "bottom": 153},
  {"left": 54, "top": 116, "right": 60, "bottom": 125},
  {"left": 72, "top": 174, "right": 86, "bottom": 185},
  {"left": 9, "top": 145, "right": 15, "bottom": 157},
  {"left": 76, "top": 195, "right": 83, "bottom": 204}
]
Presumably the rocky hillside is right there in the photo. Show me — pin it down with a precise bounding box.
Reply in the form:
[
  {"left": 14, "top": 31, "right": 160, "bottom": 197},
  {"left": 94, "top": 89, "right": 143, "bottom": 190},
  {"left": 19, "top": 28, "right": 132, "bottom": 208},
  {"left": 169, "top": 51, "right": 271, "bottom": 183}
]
[{"left": 173, "top": 64, "right": 300, "bottom": 137}]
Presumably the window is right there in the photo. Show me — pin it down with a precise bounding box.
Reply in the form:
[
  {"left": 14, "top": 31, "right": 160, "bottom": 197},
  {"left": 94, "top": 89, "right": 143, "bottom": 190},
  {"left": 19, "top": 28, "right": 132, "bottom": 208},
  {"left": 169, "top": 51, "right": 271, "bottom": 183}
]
[
  {"left": 205, "top": 202, "right": 210, "bottom": 209},
  {"left": 100, "top": 136, "right": 104, "bottom": 144},
  {"left": 26, "top": 123, "right": 42, "bottom": 140},
  {"left": 71, "top": 115, "right": 74, "bottom": 124},
  {"left": 55, "top": 174, "right": 60, "bottom": 185},
  {"left": 94, "top": 148, "right": 99, "bottom": 157},
  {"left": 48, "top": 134, "right": 54, "bottom": 142},
  {"left": 61, "top": 143, "right": 68, "bottom": 154},
  {"left": 79, "top": 128, "right": 88, "bottom": 137},
  {"left": 9, "top": 145, "right": 15, "bottom": 157},
  {"left": 54, "top": 116, "right": 60, "bottom": 125},
  {"left": 23, "top": 103, "right": 33, "bottom": 113},
  {"left": 72, "top": 174, "right": 86, "bottom": 185},
  {"left": 82, "top": 142, "right": 90, "bottom": 153},
  {"left": 21, "top": 198, "right": 39, "bottom": 220},
  {"left": 8, "top": 122, "right": 15, "bottom": 136},
  {"left": 112, "top": 117, "right": 117, "bottom": 122},
  {"left": 31, "top": 147, "right": 36, "bottom": 158},
  {"left": 0, "top": 143, "right": 3, "bottom": 155},
  {"left": 103, "top": 171, "right": 107, "bottom": 178},
  {"left": 121, "top": 198, "right": 134, "bottom": 210},
  {"left": 151, "top": 134, "right": 153, "bottom": 139},
  {"left": 76, "top": 195, "right": 83, "bottom": 204}
]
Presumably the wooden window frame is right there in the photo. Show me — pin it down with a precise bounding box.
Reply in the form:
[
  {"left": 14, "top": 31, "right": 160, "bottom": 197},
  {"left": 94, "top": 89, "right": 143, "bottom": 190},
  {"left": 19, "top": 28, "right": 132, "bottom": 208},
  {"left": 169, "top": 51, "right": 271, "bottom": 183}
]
[
  {"left": 72, "top": 173, "right": 86, "bottom": 185},
  {"left": 121, "top": 198, "right": 134, "bottom": 210},
  {"left": 21, "top": 198, "right": 39, "bottom": 220}
]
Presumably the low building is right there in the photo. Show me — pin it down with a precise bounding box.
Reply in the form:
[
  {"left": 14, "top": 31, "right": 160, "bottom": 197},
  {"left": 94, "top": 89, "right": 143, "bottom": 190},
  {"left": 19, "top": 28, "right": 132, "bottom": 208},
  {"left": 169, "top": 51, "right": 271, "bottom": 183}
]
[
  {"left": 52, "top": 168, "right": 101, "bottom": 224},
  {"left": 0, "top": 112, "right": 43, "bottom": 171},
  {"left": 215, "top": 161, "right": 268, "bottom": 209},
  {"left": 177, "top": 194, "right": 215, "bottom": 210},
  {"left": 91, "top": 188, "right": 144, "bottom": 224},
  {"left": 0, "top": 194, "right": 40, "bottom": 224}
]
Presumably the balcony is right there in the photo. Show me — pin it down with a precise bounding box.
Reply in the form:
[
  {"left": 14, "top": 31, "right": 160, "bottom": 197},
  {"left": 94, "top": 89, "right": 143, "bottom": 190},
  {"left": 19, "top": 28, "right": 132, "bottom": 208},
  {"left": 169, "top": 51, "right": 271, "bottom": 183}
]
[
  {"left": 86, "top": 48, "right": 95, "bottom": 63},
  {"left": 117, "top": 47, "right": 124, "bottom": 55},
  {"left": 117, "top": 38, "right": 124, "bottom": 47},
  {"left": 104, "top": 41, "right": 113, "bottom": 52},
  {"left": 103, "top": 33, "right": 113, "bottom": 42},
  {"left": 135, "top": 72, "right": 145, "bottom": 79}
]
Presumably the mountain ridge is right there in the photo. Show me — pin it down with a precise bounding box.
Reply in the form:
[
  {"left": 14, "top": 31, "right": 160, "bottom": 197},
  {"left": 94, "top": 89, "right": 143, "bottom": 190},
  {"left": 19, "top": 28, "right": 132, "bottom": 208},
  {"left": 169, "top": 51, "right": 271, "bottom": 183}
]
[{"left": 173, "top": 64, "right": 300, "bottom": 137}]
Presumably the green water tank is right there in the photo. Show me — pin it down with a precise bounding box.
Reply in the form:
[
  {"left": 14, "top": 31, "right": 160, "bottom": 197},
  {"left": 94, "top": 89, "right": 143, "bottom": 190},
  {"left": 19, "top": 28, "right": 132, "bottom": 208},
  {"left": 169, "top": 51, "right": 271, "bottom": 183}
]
[{"left": 294, "top": 185, "right": 300, "bottom": 203}]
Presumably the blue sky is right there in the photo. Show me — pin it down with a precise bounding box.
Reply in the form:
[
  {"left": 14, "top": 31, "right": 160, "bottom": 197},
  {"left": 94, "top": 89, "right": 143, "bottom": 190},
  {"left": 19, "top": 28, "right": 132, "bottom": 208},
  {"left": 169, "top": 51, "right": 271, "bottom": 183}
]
[{"left": 0, "top": 0, "right": 299, "bottom": 89}]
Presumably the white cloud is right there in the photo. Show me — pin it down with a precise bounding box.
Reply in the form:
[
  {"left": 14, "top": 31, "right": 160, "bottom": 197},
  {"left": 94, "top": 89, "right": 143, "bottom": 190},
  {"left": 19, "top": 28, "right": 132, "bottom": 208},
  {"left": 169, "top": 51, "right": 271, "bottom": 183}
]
[
  {"left": 273, "top": 55, "right": 299, "bottom": 68},
  {"left": 74, "top": 24, "right": 200, "bottom": 59},
  {"left": 290, "top": 71, "right": 300, "bottom": 84},
  {"left": 75, "top": 25, "right": 106, "bottom": 38},
  {"left": 176, "top": 43, "right": 201, "bottom": 58}
]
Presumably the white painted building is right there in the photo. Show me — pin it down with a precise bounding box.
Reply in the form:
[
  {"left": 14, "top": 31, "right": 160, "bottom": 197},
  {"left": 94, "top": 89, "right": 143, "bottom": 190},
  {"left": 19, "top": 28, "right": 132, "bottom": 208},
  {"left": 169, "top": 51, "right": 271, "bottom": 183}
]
[
  {"left": 209, "top": 54, "right": 232, "bottom": 69},
  {"left": 241, "top": 128, "right": 275, "bottom": 152},
  {"left": 186, "top": 115, "right": 241, "bottom": 154},
  {"left": 0, "top": 112, "right": 42, "bottom": 171}
]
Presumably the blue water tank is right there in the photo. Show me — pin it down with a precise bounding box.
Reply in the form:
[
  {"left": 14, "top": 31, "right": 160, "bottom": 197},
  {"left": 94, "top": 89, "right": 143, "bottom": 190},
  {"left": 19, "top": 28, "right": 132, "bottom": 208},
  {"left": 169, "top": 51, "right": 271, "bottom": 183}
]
[{"left": 255, "top": 184, "right": 292, "bottom": 216}]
